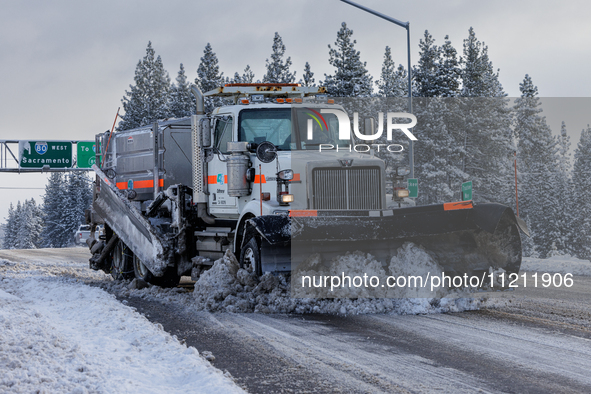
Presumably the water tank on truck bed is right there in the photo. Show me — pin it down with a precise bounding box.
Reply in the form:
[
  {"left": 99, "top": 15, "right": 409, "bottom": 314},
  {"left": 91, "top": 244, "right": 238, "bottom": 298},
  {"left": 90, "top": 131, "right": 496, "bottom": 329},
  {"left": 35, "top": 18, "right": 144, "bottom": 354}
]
[{"left": 98, "top": 118, "right": 193, "bottom": 204}]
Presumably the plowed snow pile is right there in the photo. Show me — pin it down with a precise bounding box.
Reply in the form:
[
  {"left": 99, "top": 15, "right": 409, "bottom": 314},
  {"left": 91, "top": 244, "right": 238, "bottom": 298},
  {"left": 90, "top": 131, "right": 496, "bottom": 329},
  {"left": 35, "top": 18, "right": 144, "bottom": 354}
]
[
  {"left": 189, "top": 244, "right": 484, "bottom": 315},
  {"left": 97, "top": 243, "right": 486, "bottom": 315}
]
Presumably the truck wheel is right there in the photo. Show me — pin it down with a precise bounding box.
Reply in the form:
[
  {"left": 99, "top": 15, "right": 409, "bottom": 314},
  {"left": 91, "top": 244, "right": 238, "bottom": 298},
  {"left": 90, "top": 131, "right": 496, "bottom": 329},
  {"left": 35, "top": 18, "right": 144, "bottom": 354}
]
[
  {"left": 133, "top": 255, "right": 180, "bottom": 288},
  {"left": 240, "top": 237, "right": 262, "bottom": 276},
  {"left": 111, "top": 240, "right": 134, "bottom": 280}
]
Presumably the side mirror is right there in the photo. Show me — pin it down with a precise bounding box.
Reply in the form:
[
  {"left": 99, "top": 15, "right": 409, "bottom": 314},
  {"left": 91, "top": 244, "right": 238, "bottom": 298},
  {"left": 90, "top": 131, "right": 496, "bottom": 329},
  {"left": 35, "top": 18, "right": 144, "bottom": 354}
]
[{"left": 199, "top": 117, "right": 212, "bottom": 148}]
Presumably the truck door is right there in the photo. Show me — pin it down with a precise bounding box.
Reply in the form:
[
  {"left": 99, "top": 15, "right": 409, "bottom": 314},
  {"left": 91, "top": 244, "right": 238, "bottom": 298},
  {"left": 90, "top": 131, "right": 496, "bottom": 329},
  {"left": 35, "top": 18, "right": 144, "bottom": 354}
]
[{"left": 209, "top": 115, "right": 238, "bottom": 213}]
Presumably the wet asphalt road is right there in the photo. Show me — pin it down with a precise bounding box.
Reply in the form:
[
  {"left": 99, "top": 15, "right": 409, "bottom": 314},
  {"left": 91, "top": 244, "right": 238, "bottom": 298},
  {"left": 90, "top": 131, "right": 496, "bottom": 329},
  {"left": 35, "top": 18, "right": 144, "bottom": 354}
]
[{"left": 118, "top": 278, "right": 591, "bottom": 394}]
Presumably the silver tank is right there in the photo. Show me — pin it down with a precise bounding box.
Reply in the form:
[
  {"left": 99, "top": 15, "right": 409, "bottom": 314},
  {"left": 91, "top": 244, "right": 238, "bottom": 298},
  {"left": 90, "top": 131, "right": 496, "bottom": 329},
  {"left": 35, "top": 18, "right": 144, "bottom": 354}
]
[
  {"left": 226, "top": 141, "right": 251, "bottom": 197},
  {"left": 100, "top": 118, "right": 192, "bottom": 202}
]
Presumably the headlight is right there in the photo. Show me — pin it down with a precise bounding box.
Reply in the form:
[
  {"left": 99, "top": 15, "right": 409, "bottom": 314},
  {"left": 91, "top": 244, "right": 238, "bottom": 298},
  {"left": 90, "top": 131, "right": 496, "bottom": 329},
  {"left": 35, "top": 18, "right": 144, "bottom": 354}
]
[
  {"left": 277, "top": 169, "right": 294, "bottom": 181},
  {"left": 280, "top": 194, "right": 294, "bottom": 203},
  {"left": 396, "top": 189, "right": 410, "bottom": 198}
]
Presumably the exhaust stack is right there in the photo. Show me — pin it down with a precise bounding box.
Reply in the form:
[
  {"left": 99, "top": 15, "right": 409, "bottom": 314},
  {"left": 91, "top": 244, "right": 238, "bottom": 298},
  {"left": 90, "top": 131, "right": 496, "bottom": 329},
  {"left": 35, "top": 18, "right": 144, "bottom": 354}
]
[{"left": 191, "top": 85, "right": 215, "bottom": 225}]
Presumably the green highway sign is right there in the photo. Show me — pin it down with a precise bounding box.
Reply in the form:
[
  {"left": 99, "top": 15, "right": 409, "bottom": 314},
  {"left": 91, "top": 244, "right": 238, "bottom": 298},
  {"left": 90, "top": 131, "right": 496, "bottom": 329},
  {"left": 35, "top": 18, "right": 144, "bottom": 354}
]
[
  {"left": 19, "top": 141, "right": 72, "bottom": 168},
  {"left": 407, "top": 178, "right": 418, "bottom": 198},
  {"left": 462, "top": 181, "right": 473, "bottom": 201},
  {"left": 77, "top": 141, "right": 96, "bottom": 168}
]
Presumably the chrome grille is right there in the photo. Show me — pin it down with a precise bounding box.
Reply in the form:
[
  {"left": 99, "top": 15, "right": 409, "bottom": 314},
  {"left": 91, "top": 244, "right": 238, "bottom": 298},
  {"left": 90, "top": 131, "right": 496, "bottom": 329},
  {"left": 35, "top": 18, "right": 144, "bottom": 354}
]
[{"left": 312, "top": 167, "right": 381, "bottom": 210}]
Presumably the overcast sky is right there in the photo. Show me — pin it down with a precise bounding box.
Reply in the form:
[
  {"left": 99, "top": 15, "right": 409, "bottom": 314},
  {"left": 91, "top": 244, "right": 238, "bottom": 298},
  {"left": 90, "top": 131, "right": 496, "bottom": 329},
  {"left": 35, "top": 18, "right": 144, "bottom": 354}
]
[{"left": 1, "top": 0, "right": 590, "bottom": 224}]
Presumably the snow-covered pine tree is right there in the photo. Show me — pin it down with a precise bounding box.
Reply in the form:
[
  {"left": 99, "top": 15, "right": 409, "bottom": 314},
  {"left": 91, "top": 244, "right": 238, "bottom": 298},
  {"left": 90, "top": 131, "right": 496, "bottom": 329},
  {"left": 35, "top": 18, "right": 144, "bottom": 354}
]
[
  {"left": 40, "top": 172, "right": 68, "bottom": 247},
  {"left": 521, "top": 216, "right": 539, "bottom": 258},
  {"left": 262, "top": 33, "right": 296, "bottom": 84},
  {"left": 300, "top": 62, "right": 315, "bottom": 87},
  {"left": 436, "top": 36, "right": 461, "bottom": 98},
  {"left": 323, "top": 22, "right": 373, "bottom": 97},
  {"left": 376, "top": 46, "right": 407, "bottom": 97},
  {"left": 227, "top": 65, "right": 256, "bottom": 85},
  {"left": 412, "top": 97, "right": 465, "bottom": 204},
  {"left": 554, "top": 121, "right": 575, "bottom": 254},
  {"left": 62, "top": 172, "right": 92, "bottom": 246},
  {"left": 572, "top": 125, "right": 591, "bottom": 259},
  {"left": 227, "top": 72, "right": 241, "bottom": 85},
  {"left": 413, "top": 31, "right": 461, "bottom": 98},
  {"left": 0, "top": 222, "right": 5, "bottom": 249},
  {"left": 169, "top": 63, "right": 195, "bottom": 118},
  {"left": 514, "top": 75, "right": 561, "bottom": 257},
  {"left": 241, "top": 65, "right": 255, "bottom": 83},
  {"left": 30, "top": 198, "right": 43, "bottom": 248},
  {"left": 14, "top": 199, "right": 43, "bottom": 249},
  {"left": 2, "top": 203, "right": 17, "bottom": 249},
  {"left": 411, "top": 32, "right": 465, "bottom": 203},
  {"left": 118, "top": 42, "right": 172, "bottom": 131},
  {"left": 13, "top": 201, "right": 25, "bottom": 249},
  {"left": 413, "top": 31, "right": 440, "bottom": 98},
  {"left": 16, "top": 199, "right": 30, "bottom": 249},
  {"left": 461, "top": 27, "right": 499, "bottom": 97},
  {"left": 195, "top": 43, "right": 225, "bottom": 113},
  {"left": 459, "top": 27, "right": 514, "bottom": 206}
]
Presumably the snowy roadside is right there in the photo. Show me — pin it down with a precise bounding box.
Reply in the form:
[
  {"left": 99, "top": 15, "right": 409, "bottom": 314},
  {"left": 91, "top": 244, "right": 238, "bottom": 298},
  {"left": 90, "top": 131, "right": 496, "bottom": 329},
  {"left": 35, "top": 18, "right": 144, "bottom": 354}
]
[
  {"left": 521, "top": 255, "right": 591, "bottom": 276},
  {"left": 0, "top": 258, "right": 244, "bottom": 394}
]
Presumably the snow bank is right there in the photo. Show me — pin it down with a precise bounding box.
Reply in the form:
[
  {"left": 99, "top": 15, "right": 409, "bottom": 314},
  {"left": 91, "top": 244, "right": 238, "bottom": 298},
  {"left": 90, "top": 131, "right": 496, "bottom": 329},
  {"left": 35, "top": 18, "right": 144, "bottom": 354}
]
[
  {"left": 521, "top": 255, "right": 591, "bottom": 276},
  {"left": 0, "top": 261, "right": 244, "bottom": 393}
]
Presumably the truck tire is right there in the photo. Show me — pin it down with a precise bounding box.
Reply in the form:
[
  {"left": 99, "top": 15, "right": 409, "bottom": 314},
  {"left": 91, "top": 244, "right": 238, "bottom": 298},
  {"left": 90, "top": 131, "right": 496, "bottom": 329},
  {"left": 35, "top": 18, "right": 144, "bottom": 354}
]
[
  {"left": 111, "top": 240, "right": 134, "bottom": 280},
  {"left": 240, "top": 237, "right": 262, "bottom": 276},
  {"left": 133, "top": 255, "right": 180, "bottom": 288}
]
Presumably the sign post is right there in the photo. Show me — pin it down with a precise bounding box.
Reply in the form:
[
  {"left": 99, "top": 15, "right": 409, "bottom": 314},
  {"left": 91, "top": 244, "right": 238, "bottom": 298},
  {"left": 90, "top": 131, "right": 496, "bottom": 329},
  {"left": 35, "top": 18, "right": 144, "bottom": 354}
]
[
  {"left": 461, "top": 181, "right": 473, "bottom": 201},
  {"left": 407, "top": 178, "right": 418, "bottom": 198}
]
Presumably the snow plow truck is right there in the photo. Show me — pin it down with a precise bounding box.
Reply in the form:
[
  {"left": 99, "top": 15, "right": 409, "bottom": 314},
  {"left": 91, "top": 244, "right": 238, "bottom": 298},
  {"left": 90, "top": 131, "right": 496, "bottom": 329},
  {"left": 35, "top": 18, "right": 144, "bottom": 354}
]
[{"left": 86, "top": 84, "right": 528, "bottom": 288}]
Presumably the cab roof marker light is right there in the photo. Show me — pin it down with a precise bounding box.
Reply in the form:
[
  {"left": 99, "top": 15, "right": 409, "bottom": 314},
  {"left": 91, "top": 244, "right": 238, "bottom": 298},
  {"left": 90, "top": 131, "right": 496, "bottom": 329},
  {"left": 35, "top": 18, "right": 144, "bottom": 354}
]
[{"left": 240, "top": 99, "right": 250, "bottom": 104}]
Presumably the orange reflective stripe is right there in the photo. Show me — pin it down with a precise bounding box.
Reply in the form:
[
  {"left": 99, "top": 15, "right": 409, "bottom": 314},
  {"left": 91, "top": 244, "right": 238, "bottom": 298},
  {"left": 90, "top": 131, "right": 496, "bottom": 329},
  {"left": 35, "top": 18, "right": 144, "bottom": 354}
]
[
  {"left": 116, "top": 179, "right": 164, "bottom": 189},
  {"left": 443, "top": 201, "right": 473, "bottom": 211},
  {"left": 292, "top": 173, "right": 301, "bottom": 181},
  {"left": 289, "top": 210, "right": 317, "bottom": 217},
  {"left": 208, "top": 175, "right": 229, "bottom": 184}
]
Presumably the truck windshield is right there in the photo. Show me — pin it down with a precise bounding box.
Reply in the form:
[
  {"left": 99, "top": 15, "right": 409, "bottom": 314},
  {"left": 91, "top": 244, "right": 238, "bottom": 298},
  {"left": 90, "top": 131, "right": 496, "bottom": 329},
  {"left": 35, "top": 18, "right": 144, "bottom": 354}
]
[
  {"left": 239, "top": 108, "right": 292, "bottom": 149},
  {"left": 238, "top": 107, "right": 351, "bottom": 150},
  {"left": 294, "top": 107, "right": 350, "bottom": 150}
]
